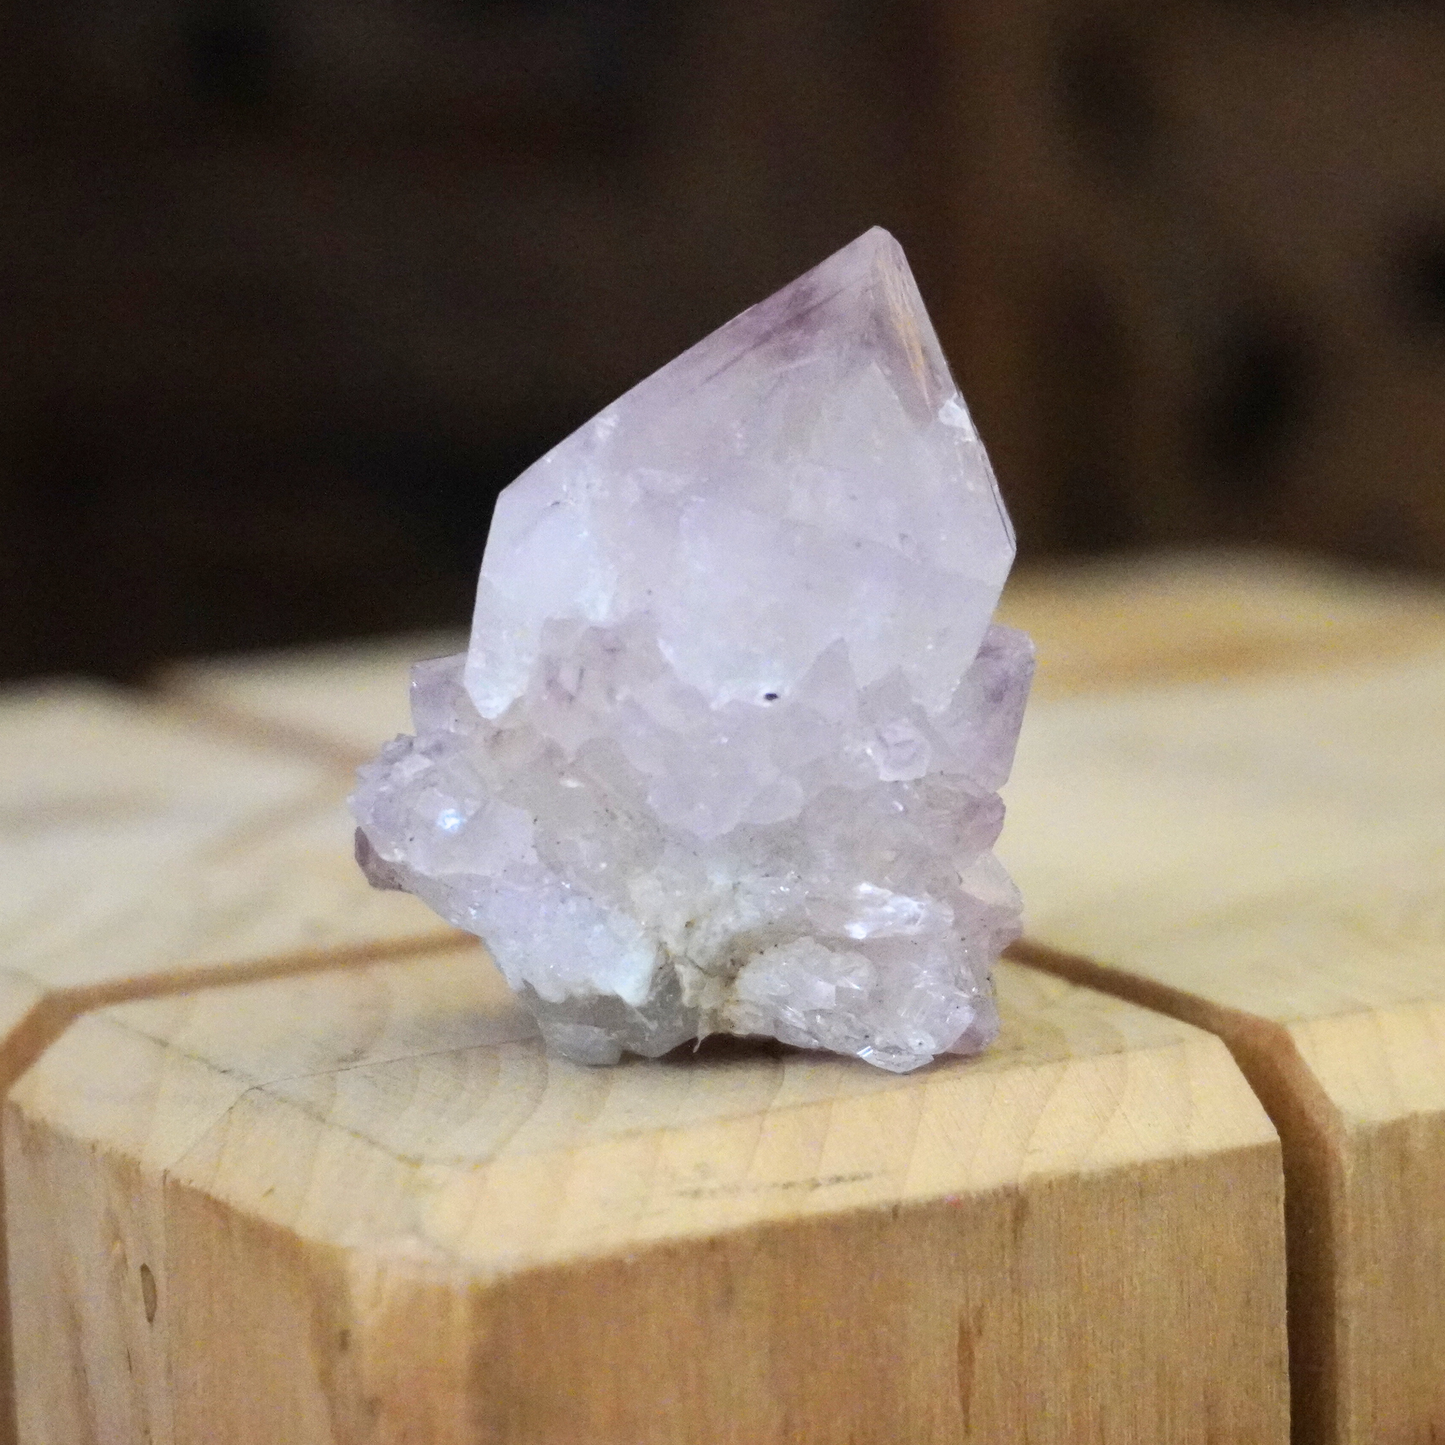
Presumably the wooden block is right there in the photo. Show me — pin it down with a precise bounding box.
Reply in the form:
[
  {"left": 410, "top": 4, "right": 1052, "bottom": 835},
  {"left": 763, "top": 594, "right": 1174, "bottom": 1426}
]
[
  {"left": 0, "top": 680, "right": 456, "bottom": 1043},
  {"left": 6, "top": 949, "right": 1285, "bottom": 1444},
  {"left": 139, "top": 551, "right": 1445, "bottom": 1441},
  {"left": 0, "top": 681, "right": 460, "bottom": 1442},
  {"left": 1001, "top": 640, "right": 1445, "bottom": 1444},
  {"left": 159, "top": 630, "right": 466, "bottom": 768},
  {"left": 997, "top": 548, "right": 1445, "bottom": 699}
]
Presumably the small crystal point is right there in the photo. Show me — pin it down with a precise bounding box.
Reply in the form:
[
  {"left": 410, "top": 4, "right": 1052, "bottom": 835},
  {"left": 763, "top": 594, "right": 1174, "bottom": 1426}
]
[{"left": 351, "top": 229, "right": 1033, "bottom": 1073}]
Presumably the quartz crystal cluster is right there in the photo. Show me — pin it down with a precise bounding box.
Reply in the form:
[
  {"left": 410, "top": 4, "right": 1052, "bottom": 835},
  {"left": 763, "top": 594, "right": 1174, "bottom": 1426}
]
[{"left": 351, "top": 228, "right": 1033, "bottom": 1072}]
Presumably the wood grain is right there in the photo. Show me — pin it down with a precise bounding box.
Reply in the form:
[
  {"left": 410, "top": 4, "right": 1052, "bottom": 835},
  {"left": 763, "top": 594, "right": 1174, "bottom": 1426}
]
[
  {"left": 998, "top": 547, "right": 1445, "bottom": 698},
  {"left": 6, "top": 950, "right": 1286, "bottom": 1444},
  {"left": 1000, "top": 637, "right": 1445, "bottom": 1444},
  {"left": 159, "top": 630, "right": 466, "bottom": 768},
  {"left": 0, "top": 676, "right": 459, "bottom": 1051},
  {"left": 0, "top": 681, "right": 461, "bottom": 1444},
  {"left": 0, "top": 678, "right": 457, "bottom": 1041},
  {"left": 15, "top": 551, "right": 1444, "bottom": 1442}
]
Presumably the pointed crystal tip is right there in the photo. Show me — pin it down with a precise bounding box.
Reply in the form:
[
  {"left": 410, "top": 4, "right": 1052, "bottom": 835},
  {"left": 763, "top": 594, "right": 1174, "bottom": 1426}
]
[{"left": 468, "top": 226, "right": 1015, "bottom": 719}]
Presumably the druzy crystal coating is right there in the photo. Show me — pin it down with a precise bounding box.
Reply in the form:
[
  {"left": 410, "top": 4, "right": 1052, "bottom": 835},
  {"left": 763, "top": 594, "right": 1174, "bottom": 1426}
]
[{"left": 351, "top": 228, "right": 1033, "bottom": 1072}]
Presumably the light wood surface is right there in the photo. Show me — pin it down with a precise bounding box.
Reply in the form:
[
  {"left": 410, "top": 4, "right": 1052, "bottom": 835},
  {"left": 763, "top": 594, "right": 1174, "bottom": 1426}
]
[
  {"left": 0, "top": 680, "right": 455, "bottom": 1018},
  {"left": 160, "top": 630, "right": 466, "bottom": 768},
  {"left": 0, "top": 678, "right": 458, "bottom": 1064},
  {"left": 998, "top": 547, "right": 1445, "bottom": 698},
  {"left": 998, "top": 613, "right": 1445, "bottom": 1444},
  {"left": 7, "top": 950, "right": 1286, "bottom": 1445},
  {"left": 0, "top": 680, "right": 461, "bottom": 1444}
]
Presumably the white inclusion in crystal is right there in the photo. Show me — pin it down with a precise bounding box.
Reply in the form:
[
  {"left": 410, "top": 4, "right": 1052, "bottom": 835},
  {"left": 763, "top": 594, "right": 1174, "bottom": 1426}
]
[{"left": 351, "top": 227, "right": 1035, "bottom": 1073}]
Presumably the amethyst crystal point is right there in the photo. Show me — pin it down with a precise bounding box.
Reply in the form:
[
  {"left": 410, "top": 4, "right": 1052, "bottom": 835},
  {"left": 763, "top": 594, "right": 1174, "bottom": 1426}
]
[{"left": 350, "top": 228, "right": 1034, "bottom": 1072}]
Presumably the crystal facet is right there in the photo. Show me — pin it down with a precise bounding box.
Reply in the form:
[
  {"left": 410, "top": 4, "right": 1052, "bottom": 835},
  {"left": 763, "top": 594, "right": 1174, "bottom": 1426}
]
[{"left": 351, "top": 228, "right": 1033, "bottom": 1072}]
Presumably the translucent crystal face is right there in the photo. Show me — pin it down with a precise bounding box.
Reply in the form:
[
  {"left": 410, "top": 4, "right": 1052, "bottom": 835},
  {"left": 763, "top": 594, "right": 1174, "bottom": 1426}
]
[
  {"left": 352, "top": 228, "right": 1033, "bottom": 1073},
  {"left": 467, "top": 227, "right": 1015, "bottom": 720}
]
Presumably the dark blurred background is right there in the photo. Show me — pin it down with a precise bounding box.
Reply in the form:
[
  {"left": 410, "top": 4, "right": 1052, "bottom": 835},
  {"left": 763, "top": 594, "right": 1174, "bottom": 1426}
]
[{"left": 3, "top": 0, "right": 1444, "bottom": 681}]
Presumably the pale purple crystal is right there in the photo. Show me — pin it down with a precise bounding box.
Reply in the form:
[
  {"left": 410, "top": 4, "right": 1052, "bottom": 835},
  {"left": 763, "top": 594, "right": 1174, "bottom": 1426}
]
[{"left": 351, "top": 228, "right": 1033, "bottom": 1072}]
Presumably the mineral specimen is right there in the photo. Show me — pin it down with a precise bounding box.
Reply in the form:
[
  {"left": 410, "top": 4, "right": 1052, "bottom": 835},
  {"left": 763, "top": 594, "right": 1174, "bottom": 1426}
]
[{"left": 351, "top": 227, "right": 1034, "bottom": 1072}]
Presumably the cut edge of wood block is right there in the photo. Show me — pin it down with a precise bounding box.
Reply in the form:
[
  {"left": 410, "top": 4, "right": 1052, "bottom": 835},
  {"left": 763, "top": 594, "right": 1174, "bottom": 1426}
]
[
  {"left": 1006, "top": 937, "right": 1357, "bottom": 1445},
  {"left": 1283, "top": 997, "right": 1445, "bottom": 1442},
  {"left": 5, "top": 952, "right": 1290, "bottom": 1445},
  {"left": 0, "top": 928, "right": 471, "bottom": 1445},
  {"left": 53, "top": 924, "right": 473, "bottom": 1018},
  {"left": 0, "top": 982, "right": 68, "bottom": 1445},
  {"left": 150, "top": 1141, "right": 1286, "bottom": 1445}
]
